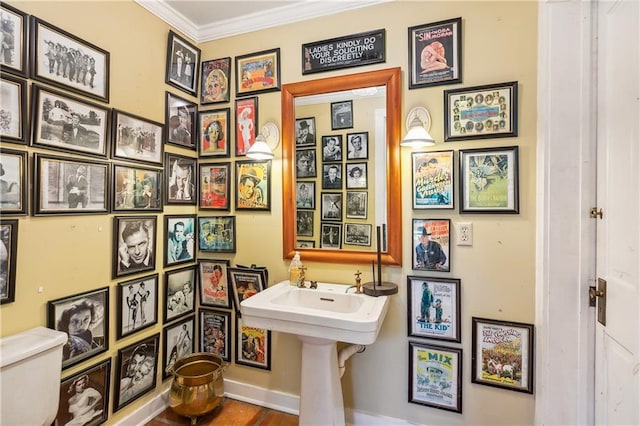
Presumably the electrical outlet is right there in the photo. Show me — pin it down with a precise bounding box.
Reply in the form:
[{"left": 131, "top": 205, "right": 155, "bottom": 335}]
[{"left": 456, "top": 222, "right": 473, "bottom": 246}]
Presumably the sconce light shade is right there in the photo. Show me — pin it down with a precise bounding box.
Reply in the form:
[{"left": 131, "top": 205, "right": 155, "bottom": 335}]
[
  {"left": 400, "top": 106, "right": 435, "bottom": 148},
  {"left": 247, "top": 122, "right": 280, "bottom": 160}
]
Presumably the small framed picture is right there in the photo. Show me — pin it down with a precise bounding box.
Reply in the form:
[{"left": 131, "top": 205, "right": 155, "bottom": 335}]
[
  {"left": 47, "top": 286, "right": 109, "bottom": 370},
  {"left": 296, "top": 240, "right": 315, "bottom": 249},
  {"left": 0, "top": 149, "right": 27, "bottom": 215},
  {"left": 344, "top": 223, "right": 372, "bottom": 247},
  {"left": 33, "top": 153, "right": 109, "bottom": 216},
  {"left": 346, "top": 163, "right": 367, "bottom": 189},
  {"left": 165, "top": 91, "right": 197, "bottom": 150},
  {"left": 164, "top": 214, "right": 196, "bottom": 268},
  {"left": 345, "top": 191, "right": 367, "bottom": 219},
  {"left": 295, "top": 181, "right": 315, "bottom": 209},
  {"left": 162, "top": 314, "right": 195, "bottom": 380},
  {"left": 165, "top": 153, "right": 197, "bottom": 205},
  {"left": 412, "top": 218, "right": 450, "bottom": 272},
  {"left": 0, "top": 74, "right": 28, "bottom": 144},
  {"left": 54, "top": 359, "right": 111, "bottom": 426},
  {"left": 165, "top": 30, "right": 200, "bottom": 97},
  {"left": 112, "top": 163, "right": 162, "bottom": 212},
  {"left": 228, "top": 267, "right": 266, "bottom": 311},
  {"left": 235, "top": 96, "right": 258, "bottom": 156},
  {"left": 321, "top": 192, "right": 342, "bottom": 221},
  {"left": 0, "top": 219, "right": 18, "bottom": 304},
  {"left": 234, "top": 47, "right": 281, "bottom": 97},
  {"left": 321, "top": 135, "right": 343, "bottom": 161},
  {"left": 331, "top": 100, "right": 353, "bottom": 130},
  {"left": 412, "top": 150, "right": 454, "bottom": 209},
  {"left": 408, "top": 17, "right": 463, "bottom": 89},
  {"left": 471, "top": 317, "right": 534, "bottom": 394},
  {"left": 112, "top": 216, "right": 157, "bottom": 279},
  {"left": 200, "top": 57, "right": 231, "bottom": 104},
  {"left": 408, "top": 341, "right": 462, "bottom": 413},
  {"left": 444, "top": 81, "right": 518, "bottom": 141},
  {"left": 0, "top": 2, "right": 28, "bottom": 77},
  {"left": 199, "top": 162, "right": 231, "bottom": 210},
  {"left": 111, "top": 109, "right": 164, "bottom": 166},
  {"left": 198, "top": 108, "right": 230, "bottom": 157},
  {"left": 295, "top": 117, "right": 316, "bottom": 147},
  {"left": 198, "top": 216, "right": 236, "bottom": 253},
  {"left": 236, "top": 315, "right": 271, "bottom": 370},
  {"left": 198, "top": 259, "right": 232, "bottom": 309},
  {"left": 346, "top": 132, "right": 368, "bottom": 160},
  {"left": 320, "top": 222, "right": 342, "bottom": 249},
  {"left": 200, "top": 308, "right": 231, "bottom": 362},
  {"left": 113, "top": 333, "right": 159, "bottom": 411},
  {"left": 116, "top": 274, "right": 158, "bottom": 339},
  {"left": 322, "top": 163, "right": 342, "bottom": 189},
  {"left": 295, "top": 148, "right": 317, "bottom": 178},
  {"left": 164, "top": 265, "right": 196, "bottom": 323},
  {"left": 459, "top": 146, "right": 519, "bottom": 213},
  {"left": 296, "top": 211, "right": 314, "bottom": 237},
  {"left": 236, "top": 159, "right": 271, "bottom": 211},
  {"left": 407, "top": 276, "right": 461, "bottom": 342}
]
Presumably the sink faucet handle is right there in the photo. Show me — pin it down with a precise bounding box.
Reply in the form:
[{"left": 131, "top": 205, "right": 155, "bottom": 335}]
[
  {"left": 296, "top": 266, "right": 308, "bottom": 288},
  {"left": 354, "top": 270, "right": 363, "bottom": 294}
]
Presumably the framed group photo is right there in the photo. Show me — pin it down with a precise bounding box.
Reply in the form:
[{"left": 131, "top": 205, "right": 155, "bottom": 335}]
[
  {"left": 198, "top": 259, "right": 232, "bottom": 309},
  {"left": 412, "top": 218, "right": 451, "bottom": 272},
  {"left": 162, "top": 315, "right": 195, "bottom": 380},
  {"left": 407, "top": 276, "right": 461, "bottom": 342},
  {"left": 165, "top": 153, "right": 197, "bottom": 205},
  {"left": 111, "top": 109, "right": 164, "bottom": 166},
  {"left": 236, "top": 315, "right": 271, "bottom": 370},
  {"left": 112, "top": 216, "right": 157, "bottom": 278},
  {"left": 198, "top": 108, "right": 231, "bottom": 158},
  {"left": 200, "top": 308, "right": 231, "bottom": 362},
  {"left": 228, "top": 267, "right": 266, "bottom": 311},
  {"left": 0, "top": 74, "right": 28, "bottom": 144},
  {"left": 199, "top": 162, "right": 231, "bottom": 210},
  {"left": 112, "top": 164, "right": 162, "bottom": 212},
  {"left": 235, "top": 48, "right": 281, "bottom": 97},
  {"left": 234, "top": 96, "right": 258, "bottom": 156},
  {"left": 116, "top": 273, "right": 158, "bottom": 339},
  {"left": 0, "top": 2, "right": 28, "bottom": 77},
  {"left": 0, "top": 219, "right": 18, "bottom": 304},
  {"left": 412, "top": 150, "right": 454, "bottom": 209},
  {"left": 236, "top": 160, "right": 271, "bottom": 210},
  {"left": 164, "top": 265, "right": 196, "bottom": 323},
  {"left": 164, "top": 214, "right": 196, "bottom": 268},
  {"left": 165, "top": 91, "right": 197, "bottom": 150},
  {"left": 198, "top": 216, "right": 236, "bottom": 253},
  {"left": 200, "top": 57, "right": 231, "bottom": 104},
  {"left": 0, "top": 149, "right": 27, "bottom": 215},
  {"left": 165, "top": 30, "right": 200, "bottom": 97},
  {"left": 114, "top": 333, "right": 159, "bottom": 411}
]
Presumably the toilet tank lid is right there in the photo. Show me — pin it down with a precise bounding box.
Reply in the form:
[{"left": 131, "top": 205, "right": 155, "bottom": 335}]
[{"left": 0, "top": 326, "right": 67, "bottom": 369}]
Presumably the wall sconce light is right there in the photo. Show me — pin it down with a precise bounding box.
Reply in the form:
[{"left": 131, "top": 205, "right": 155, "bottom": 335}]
[
  {"left": 400, "top": 106, "right": 435, "bottom": 148},
  {"left": 247, "top": 122, "right": 280, "bottom": 160}
]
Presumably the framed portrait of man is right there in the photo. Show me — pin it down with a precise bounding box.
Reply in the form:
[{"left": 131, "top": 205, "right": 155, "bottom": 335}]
[
  {"left": 165, "top": 153, "right": 197, "bottom": 205},
  {"left": 112, "top": 216, "right": 157, "bottom": 279}
]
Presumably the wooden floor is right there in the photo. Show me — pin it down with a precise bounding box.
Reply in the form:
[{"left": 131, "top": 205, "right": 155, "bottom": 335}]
[{"left": 146, "top": 398, "right": 298, "bottom": 426}]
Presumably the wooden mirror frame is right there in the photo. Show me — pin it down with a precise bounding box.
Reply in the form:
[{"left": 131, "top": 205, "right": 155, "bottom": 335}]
[{"left": 282, "top": 67, "right": 402, "bottom": 265}]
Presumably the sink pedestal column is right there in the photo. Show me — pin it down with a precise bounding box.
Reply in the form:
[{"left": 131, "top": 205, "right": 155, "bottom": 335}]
[{"left": 297, "top": 335, "right": 345, "bottom": 426}]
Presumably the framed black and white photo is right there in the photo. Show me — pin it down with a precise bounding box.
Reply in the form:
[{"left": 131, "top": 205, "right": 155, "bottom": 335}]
[
  {"left": 320, "top": 222, "right": 342, "bottom": 249},
  {"left": 164, "top": 265, "right": 196, "bottom": 323},
  {"left": 116, "top": 273, "right": 158, "bottom": 339},
  {"left": 198, "top": 259, "right": 231, "bottom": 309},
  {"left": 47, "top": 286, "right": 109, "bottom": 370},
  {"left": 236, "top": 315, "right": 271, "bottom": 370},
  {"left": 164, "top": 214, "right": 196, "bottom": 268},
  {"left": 331, "top": 100, "right": 353, "bottom": 130},
  {"left": 0, "top": 74, "right": 28, "bottom": 144},
  {"left": 321, "top": 192, "right": 342, "bottom": 221},
  {"left": 0, "top": 2, "right": 28, "bottom": 77},
  {"left": 296, "top": 240, "right": 315, "bottom": 249},
  {"left": 199, "top": 162, "right": 231, "bottom": 210},
  {"left": 346, "top": 132, "right": 368, "bottom": 160},
  {"left": 407, "top": 275, "right": 461, "bottom": 343},
  {"left": 412, "top": 150, "right": 454, "bottom": 209},
  {"left": 165, "top": 91, "right": 197, "bottom": 151},
  {"left": 0, "top": 148, "right": 27, "bottom": 215},
  {"left": 0, "top": 219, "right": 18, "bottom": 304},
  {"left": 30, "top": 16, "right": 109, "bottom": 102},
  {"left": 200, "top": 57, "right": 231, "bottom": 104},
  {"left": 112, "top": 216, "right": 157, "bottom": 279},
  {"left": 295, "top": 148, "right": 317, "bottom": 178},
  {"left": 322, "top": 163, "right": 342, "bottom": 189},
  {"left": 321, "top": 135, "right": 342, "bottom": 161},
  {"left": 112, "top": 163, "right": 162, "bottom": 212},
  {"left": 345, "top": 191, "right": 367, "bottom": 219},
  {"left": 113, "top": 333, "right": 159, "bottom": 411},
  {"left": 198, "top": 216, "right": 236, "bottom": 253},
  {"left": 111, "top": 109, "right": 164, "bottom": 166},
  {"left": 198, "top": 108, "right": 230, "bottom": 158},
  {"left": 296, "top": 210, "right": 313, "bottom": 237},
  {"left": 165, "top": 153, "right": 197, "bottom": 205},
  {"left": 31, "top": 84, "right": 110, "bottom": 158},
  {"left": 33, "top": 153, "right": 109, "bottom": 216},
  {"left": 234, "top": 47, "right": 280, "bottom": 97},
  {"left": 165, "top": 30, "right": 200, "bottom": 97},
  {"left": 412, "top": 218, "right": 450, "bottom": 272},
  {"left": 295, "top": 117, "right": 316, "bottom": 147},
  {"left": 295, "top": 181, "right": 315, "bottom": 209},
  {"left": 162, "top": 315, "right": 195, "bottom": 380},
  {"left": 236, "top": 159, "right": 271, "bottom": 211},
  {"left": 344, "top": 223, "right": 371, "bottom": 247},
  {"left": 346, "top": 163, "right": 367, "bottom": 189},
  {"left": 200, "top": 308, "right": 231, "bottom": 362},
  {"left": 228, "top": 267, "right": 266, "bottom": 311}
]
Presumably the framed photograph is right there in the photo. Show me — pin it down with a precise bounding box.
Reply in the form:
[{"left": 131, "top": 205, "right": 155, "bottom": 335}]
[
  {"left": 321, "top": 192, "right": 342, "bottom": 221},
  {"left": 295, "top": 181, "right": 315, "bottom": 209},
  {"left": 116, "top": 274, "right": 158, "bottom": 339},
  {"left": 236, "top": 159, "right": 271, "bottom": 210},
  {"left": 198, "top": 259, "right": 232, "bottom": 308},
  {"left": 322, "top": 163, "right": 342, "bottom": 189},
  {"left": 408, "top": 17, "right": 462, "bottom": 89},
  {"left": 234, "top": 96, "right": 258, "bottom": 156},
  {"left": 31, "top": 84, "right": 110, "bottom": 158},
  {"left": 296, "top": 240, "right": 315, "bottom": 249},
  {"left": 331, "top": 100, "right": 353, "bottom": 130},
  {"left": 200, "top": 57, "right": 231, "bottom": 104},
  {"left": 295, "top": 148, "right": 317, "bottom": 178},
  {"left": 228, "top": 267, "right": 266, "bottom": 311},
  {"left": 113, "top": 333, "right": 159, "bottom": 411},
  {"left": 165, "top": 153, "right": 197, "bottom": 205},
  {"left": 112, "top": 163, "right": 162, "bottom": 212},
  {"left": 444, "top": 81, "right": 518, "bottom": 141},
  {"left": 111, "top": 109, "right": 164, "bottom": 166},
  {"left": 47, "top": 286, "right": 109, "bottom": 370},
  {"left": 200, "top": 308, "right": 231, "bottom": 362},
  {"left": 198, "top": 108, "right": 230, "bottom": 157},
  {"left": 346, "top": 163, "right": 367, "bottom": 189},
  {"left": 33, "top": 153, "right": 109, "bottom": 216},
  {"left": 0, "top": 219, "right": 17, "bottom": 304},
  {"left": 321, "top": 135, "right": 343, "bottom": 161},
  {"left": 0, "top": 149, "right": 27, "bottom": 215},
  {"left": 320, "top": 222, "right": 342, "bottom": 249},
  {"left": 0, "top": 2, "right": 28, "bottom": 77},
  {"left": 112, "top": 216, "right": 157, "bottom": 279},
  {"left": 164, "top": 214, "right": 196, "bottom": 268},
  {"left": 165, "top": 91, "right": 197, "bottom": 150},
  {"left": 165, "top": 30, "right": 200, "bottom": 97},
  {"left": 0, "top": 74, "right": 28, "bottom": 144},
  {"left": 162, "top": 315, "right": 195, "bottom": 380},
  {"left": 30, "top": 16, "right": 109, "bottom": 102},
  {"left": 345, "top": 191, "right": 367, "bottom": 219},
  {"left": 295, "top": 117, "right": 316, "bottom": 147},
  {"left": 164, "top": 265, "right": 196, "bottom": 323},
  {"left": 236, "top": 315, "right": 271, "bottom": 370},
  {"left": 198, "top": 216, "right": 236, "bottom": 253},
  {"left": 408, "top": 341, "right": 462, "bottom": 413},
  {"left": 412, "top": 150, "right": 454, "bottom": 209},
  {"left": 407, "top": 276, "right": 461, "bottom": 342},
  {"left": 234, "top": 47, "right": 280, "bottom": 97},
  {"left": 54, "top": 359, "right": 111, "bottom": 426},
  {"left": 344, "top": 223, "right": 371, "bottom": 247},
  {"left": 346, "top": 132, "right": 368, "bottom": 160},
  {"left": 296, "top": 211, "right": 313, "bottom": 237},
  {"left": 459, "top": 146, "right": 519, "bottom": 213},
  {"left": 199, "top": 162, "right": 231, "bottom": 210},
  {"left": 471, "top": 317, "right": 534, "bottom": 394},
  {"left": 412, "top": 218, "right": 450, "bottom": 272}
]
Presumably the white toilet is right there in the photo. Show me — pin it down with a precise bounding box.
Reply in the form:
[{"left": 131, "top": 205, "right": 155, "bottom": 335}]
[{"left": 0, "top": 326, "right": 68, "bottom": 425}]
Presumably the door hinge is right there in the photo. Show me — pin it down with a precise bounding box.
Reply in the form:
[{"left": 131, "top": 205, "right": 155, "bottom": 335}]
[
  {"left": 589, "top": 278, "right": 607, "bottom": 325},
  {"left": 590, "top": 207, "right": 604, "bottom": 219}
]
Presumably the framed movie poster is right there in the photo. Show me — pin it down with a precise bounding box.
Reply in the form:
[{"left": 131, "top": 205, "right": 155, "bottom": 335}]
[
  {"left": 0, "top": 74, "right": 28, "bottom": 144},
  {"left": 0, "top": 2, "right": 28, "bottom": 77},
  {"left": 235, "top": 48, "right": 280, "bottom": 97},
  {"left": 407, "top": 276, "right": 461, "bottom": 343},
  {"left": 198, "top": 108, "right": 231, "bottom": 157},
  {"left": 198, "top": 259, "right": 232, "bottom": 309},
  {"left": 111, "top": 109, "right": 164, "bottom": 166},
  {"left": 0, "top": 219, "right": 18, "bottom": 304},
  {"left": 228, "top": 267, "right": 266, "bottom": 311},
  {"left": 200, "top": 308, "right": 231, "bottom": 362},
  {"left": 112, "top": 216, "right": 157, "bottom": 279},
  {"left": 236, "top": 160, "right": 271, "bottom": 210},
  {"left": 412, "top": 150, "right": 454, "bottom": 209},
  {"left": 0, "top": 148, "right": 27, "bottom": 215},
  {"left": 162, "top": 314, "right": 195, "bottom": 380},
  {"left": 164, "top": 214, "right": 196, "bottom": 268},
  {"left": 116, "top": 273, "right": 158, "bottom": 339},
  {"left": 200, "top": 57, "right": 231, "bottom": 104},
  {"left": 198, "top": 216, "right": 236, "bottom": 253},
  {"left": 235, "top": 96, "right": 258, "bottom": 156},
  {"left": 163, "top": 265, "right": 196, "bottom": 323},
  {"left": 199, "top": 162, "right": 231, "bottom": 210},
  {"left": 111, "top": 164, "right": 162, "bottom": 212},
  {"left": 165, "top": 91, "right": 197, "bottom": 151},
  {"left": 412, "top": 218, "right": 450, "bottom": 272},
  {"left": 113, "top": 333, "right": 159, "bottom": 411},
  {"left": 165, "top": 30, "right": 200, "bottom": 97},
  {"left": 236, "top": 315, "right": 271, "bottom": 370}
]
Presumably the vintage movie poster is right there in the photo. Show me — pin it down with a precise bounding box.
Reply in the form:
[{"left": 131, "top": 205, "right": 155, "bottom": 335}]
[
  {"left": 412, "top": 151, "right": 454, "bottom": 209},
  {"left": 199, "top": 261, "right": 229, "bottom": 307},
  {"left": 200, "top": 309, "right": 230, "bottom": 361},
  {"left": 409, "top": 18, "right": 461, "bottom": 87},
  {"left": 410, "top": 342, "right": 461, "bottom": 412},
  {"left": 236, "top": 316, "right": 270, "bottom": 370},
  {"left": 408, "top": 276, "right": 459, "bottom": 342},
  {"left": 463, "top": 149, "right": 515, "bottom": 209},
  {"left": 412, "top": 219, "right": 450, "bottom": 272}
]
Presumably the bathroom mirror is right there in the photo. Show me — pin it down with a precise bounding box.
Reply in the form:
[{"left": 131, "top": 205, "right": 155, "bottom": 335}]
[{"left": 282, "top": 67, "right": 401, "bottom": 265}]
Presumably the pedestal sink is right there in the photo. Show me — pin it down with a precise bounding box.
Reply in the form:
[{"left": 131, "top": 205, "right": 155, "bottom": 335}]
[{"left": 240, "top": 281, "right": 390, "bottom": 425}]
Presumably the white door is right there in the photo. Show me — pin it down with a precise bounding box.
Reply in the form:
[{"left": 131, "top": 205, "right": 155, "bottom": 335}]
[{"left": 595, "top": 1, "right": 640, "bottom": 424}]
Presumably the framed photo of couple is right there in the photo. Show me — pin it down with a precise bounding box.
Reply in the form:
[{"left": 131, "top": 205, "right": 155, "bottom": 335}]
[
  {"left": 165, "top": 30, "right": 200, "bottom": 97},
  {"left": 164, "top": 265, "right": 196, "bottom": 323},
  {"left": 116, "top": 273, "right": 159, "bottom": 339},
  {"left": 198, "top": 259, "right": 231, "bottom": 309}
]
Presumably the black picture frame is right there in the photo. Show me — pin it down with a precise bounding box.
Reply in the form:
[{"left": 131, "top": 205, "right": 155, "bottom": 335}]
[
  {"left": 47, "top": 286, "right": 109, "bottom": 370},
  {"left": 0, "top": 148, "right": 27, "bottom": 215},
  {"left": 199, "top": 162, "right": 231, "bottom": 210},
  {"left": 295, "top": 117, "right": 316, "bottom": 147},
  {"left": 197, "top": 216, "right": 236, "bottom": 253},
  {"left": 200, "top": 57, "right": 231, "bottom": 104},
  {"left": 234, "top": 96, "right": 258, "bottom": 156},
  {"left": 412, "top": 218, "right": 451, "bottom": 272},
  {"left": 407, "top": 275, "right": 461, "bottom": 343},
  {"left": 346, "top": 132, "right": 368, "bottom": 160},
  {"left": 0, "top": 219, "right": 18, "bottom": 304},
  {"left": 30, "top": 16, "right": 109, "bottom": 102},
  {"left": 165, "top": 152, "right": 197, "bottom": 205},
  {"left": 0, "top": 74, "right": 28, "bottom": 144},
  {"left": 228, "top": 267, "right": 266, "bottom": 311},
  {"left": 200, "top": 308, "right": 231, "bottom": 362},
  {"left": 111, "top": 163, "right": 162, "bottom": 212},
  {"left": 116, "top": 273, "right": 159, "bottom": 339},
  {"left": 162, "top": 314, "right": 195, "bottom": 380},
  {"left": 346, "top": 162, "right": 367, "bottom": 189},
  {"left": 165, "top": 30, "right": 200, "bottom": 97},
  {"left": 0, "top": 2, "right": 29, "bottom": 78},
  {"left": 412, "top": 150, "right": 454, "bottom": 210},
  {"left": 331, "top": 100, "right": 353, "bottom": 130},
  {"left": 345, "top": 191, "right": 367, "bottom": 219},
  {"left": 344, "top": 223, "right": 371, "bottom": 247},
  {"left": 295, "top": 148, "right": 317, "bottom": 178},
  {"left": 163, "top": 265, "right": 196, "bottom": 323},
  {"left": 236, "top": 315, "right": 271, "bottom": 370},
  {"left": 322, "top": 163, "right": 342, "bottom": 190},
  {"left": 321, "top": 192, "right": 342, "bottom": 221},
  {"left": 198, "top": 258, "right": 232, "bottom": 309},
  {"left": 234, "top": 47, "right": 281, "bottom": 97},
  {"left": 236, "top": 159, "right": 271, "bottom": 211},
  {"left": 164, "top": 214, "right": 196, "bottom": 268},
  {"left": 111, "top": 108, "right": 164, "bottom": 166},
  {"left": 296, "top": 211, "right": 314, "bottom": 237},
  {"left": 198, "top": 108, "right": 231, "bottom": 158},
  {"left": 165, "top": 91, "right": 197, "bottom": 151},
  {"left": 113, "top": 333, "right": 160, "bottom": 412},
  {"left": 296, "top": 240, "right": 315, "bottom": 249},
  {"left": 295, "top": 181, "right": 315, "bottom": 210},
  {"left": 112, "top": 216, "right": 157, "bottom": 279},
  {"left": 320, "top": 222, "right": 342, "bottom": 249},
  {"left": 321, "top": 135, "right": 343, "bottom": 161}
]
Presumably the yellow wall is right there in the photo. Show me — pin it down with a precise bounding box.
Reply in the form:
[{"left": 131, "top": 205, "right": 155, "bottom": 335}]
[{"left": 1, "top": 1, "right": 537, "bottom": 424}]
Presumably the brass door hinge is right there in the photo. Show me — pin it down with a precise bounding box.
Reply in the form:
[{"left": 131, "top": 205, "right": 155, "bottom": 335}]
[
  {"left": 589, "top": 278, "right": 607, "bottom": 325},
  {"left": 590, "top": 207, "right": 604, "bottom": 219}
]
